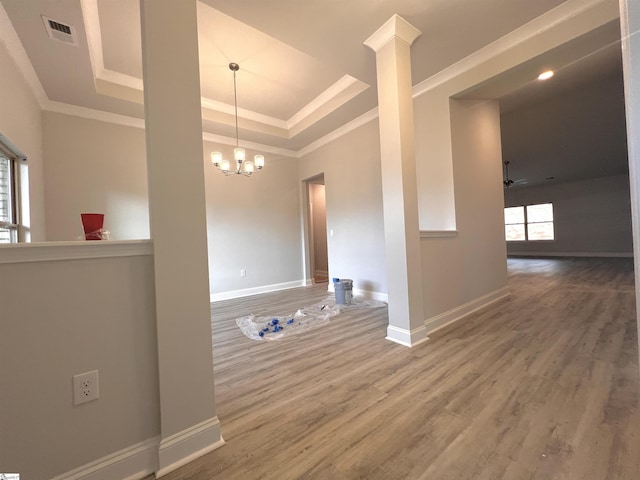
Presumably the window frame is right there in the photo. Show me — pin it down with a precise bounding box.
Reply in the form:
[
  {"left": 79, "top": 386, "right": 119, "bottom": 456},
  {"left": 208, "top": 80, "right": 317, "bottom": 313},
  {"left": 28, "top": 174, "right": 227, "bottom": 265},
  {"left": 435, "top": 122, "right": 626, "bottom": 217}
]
[
  {"left": 504, "top": 202, "right": 554, "bottom": 242},
  {"left": 0, "top": 137, "right": 26, "bottom": 244}
]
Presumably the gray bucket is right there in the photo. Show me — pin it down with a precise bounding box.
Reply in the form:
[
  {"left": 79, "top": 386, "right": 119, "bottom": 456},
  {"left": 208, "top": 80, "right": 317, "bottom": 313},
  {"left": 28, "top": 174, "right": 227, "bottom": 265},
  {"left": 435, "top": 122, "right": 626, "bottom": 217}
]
[{"left": 333, "top": 278, "right": 353, "bottom": 305}]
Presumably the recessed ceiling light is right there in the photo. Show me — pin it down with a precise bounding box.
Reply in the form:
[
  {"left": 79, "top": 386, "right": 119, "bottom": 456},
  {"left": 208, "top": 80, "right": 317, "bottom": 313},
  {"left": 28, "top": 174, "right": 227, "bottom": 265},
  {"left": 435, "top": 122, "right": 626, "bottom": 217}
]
[{"left": 538, "top": 70, "right": 554, "bottom": 80}]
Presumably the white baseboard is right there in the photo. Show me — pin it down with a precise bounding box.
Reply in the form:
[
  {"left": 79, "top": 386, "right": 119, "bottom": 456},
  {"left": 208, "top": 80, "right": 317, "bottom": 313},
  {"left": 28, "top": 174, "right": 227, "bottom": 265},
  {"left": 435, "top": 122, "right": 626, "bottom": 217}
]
[
  {"left": 354, "top": 288, "right": 388, "bottom": 302},
  {"left": 386, "top": 324, "right": 429, "bottom": 347},
  {"left": 156, "top": 416, "right": 225, "bottom": 478},
  {"left": 210, "top": 280, "right": 308, "bottom": 302},
  {"left": 326, "top": 284, "right": 388, "bottom": 303},
  {"left": 49, "top": 417, "right": 225, "bottom": 480},
  {"left": 425, "top": 286, "right": 510, "bottom": 335},
  {"left": 507, "top": 251, "right": 633, "bottom": 258},
  {"left": 50, "top": 437, "right": 159, "bottom": 480}
]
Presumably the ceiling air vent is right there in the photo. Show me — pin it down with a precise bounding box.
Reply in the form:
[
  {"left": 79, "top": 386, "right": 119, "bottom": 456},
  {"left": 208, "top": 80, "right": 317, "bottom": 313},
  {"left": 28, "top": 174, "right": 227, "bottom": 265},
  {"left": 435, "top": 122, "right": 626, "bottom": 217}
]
[{"left": 42, "top": 15, "right": 78, "bottom": 46}]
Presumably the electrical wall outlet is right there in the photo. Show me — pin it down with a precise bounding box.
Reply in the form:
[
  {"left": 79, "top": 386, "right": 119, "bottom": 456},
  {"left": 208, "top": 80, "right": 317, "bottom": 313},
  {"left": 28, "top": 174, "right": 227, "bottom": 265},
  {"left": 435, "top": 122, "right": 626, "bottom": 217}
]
[
  {"left": 73, "top": 370, "right": 99, "bottom": 405},
  {"left": 240, "top": 269, "right": 246, "bottom": 277}
]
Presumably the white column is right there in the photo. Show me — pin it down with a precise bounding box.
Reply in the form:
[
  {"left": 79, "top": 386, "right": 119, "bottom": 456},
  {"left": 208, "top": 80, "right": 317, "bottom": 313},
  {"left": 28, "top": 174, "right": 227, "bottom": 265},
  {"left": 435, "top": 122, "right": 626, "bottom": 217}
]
[
  {"left": 140, "top": 0, "right": 223, "bottom": 476},
  {"left": 365, "top": 15, "right": 426, "bottom": 347},
  {"left": 619, "top": 0, "right": 640, "bottom": 360}
]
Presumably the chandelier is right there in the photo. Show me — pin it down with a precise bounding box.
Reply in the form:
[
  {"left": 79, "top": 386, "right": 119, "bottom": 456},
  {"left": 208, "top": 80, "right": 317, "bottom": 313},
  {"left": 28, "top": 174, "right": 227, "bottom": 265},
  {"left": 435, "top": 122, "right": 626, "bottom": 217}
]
[{"left": 211, "top": 63, "right": 265, "bottom": 176}]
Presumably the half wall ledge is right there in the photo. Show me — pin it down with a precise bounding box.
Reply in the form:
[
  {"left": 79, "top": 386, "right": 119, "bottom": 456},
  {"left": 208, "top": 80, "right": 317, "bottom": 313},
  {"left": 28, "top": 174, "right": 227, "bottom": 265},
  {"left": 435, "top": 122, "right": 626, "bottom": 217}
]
[
  {"left": 0, "top": 239, "right": 153, "bottom": 264},
  {"left": 420, "top": 230, "right": 458, "bottom": 238}
]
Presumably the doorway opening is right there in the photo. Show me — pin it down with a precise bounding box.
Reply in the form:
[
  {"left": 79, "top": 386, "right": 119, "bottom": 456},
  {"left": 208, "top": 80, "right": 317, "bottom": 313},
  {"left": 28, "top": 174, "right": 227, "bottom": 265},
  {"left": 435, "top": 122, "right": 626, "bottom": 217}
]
[{"left": 306, "top": 175, "right": 329, "bottom": 284}]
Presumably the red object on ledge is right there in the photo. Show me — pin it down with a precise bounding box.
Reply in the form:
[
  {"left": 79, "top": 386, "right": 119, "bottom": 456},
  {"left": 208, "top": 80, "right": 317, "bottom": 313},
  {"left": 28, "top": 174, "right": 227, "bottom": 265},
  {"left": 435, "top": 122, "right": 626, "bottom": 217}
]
[{"left": 81, "top": 213, "right": 104, "bottom": 240}]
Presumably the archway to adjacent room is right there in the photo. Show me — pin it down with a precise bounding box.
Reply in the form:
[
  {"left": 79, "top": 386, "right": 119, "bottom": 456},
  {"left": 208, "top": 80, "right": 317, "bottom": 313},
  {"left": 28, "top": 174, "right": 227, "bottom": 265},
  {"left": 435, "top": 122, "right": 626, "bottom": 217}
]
[{"left": 305, "top": 174, "right": 329, "bottom": 284}]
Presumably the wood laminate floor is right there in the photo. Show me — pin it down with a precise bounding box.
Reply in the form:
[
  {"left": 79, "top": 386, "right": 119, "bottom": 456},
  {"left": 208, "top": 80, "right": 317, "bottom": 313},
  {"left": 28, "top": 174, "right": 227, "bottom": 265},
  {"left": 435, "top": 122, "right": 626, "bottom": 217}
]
[{"left": 155, "top": 257, "right": 640, "bottom": 479}]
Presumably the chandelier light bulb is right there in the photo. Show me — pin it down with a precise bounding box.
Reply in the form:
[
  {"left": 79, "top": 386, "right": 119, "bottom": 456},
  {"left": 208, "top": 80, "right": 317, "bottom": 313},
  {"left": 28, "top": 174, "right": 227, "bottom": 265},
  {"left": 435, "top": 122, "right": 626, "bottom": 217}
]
[
  {"left": 211, "top": 152, "right": 222, "bottom": 167},
  {"left": 234, "top": 147, "right": 246, "bottom": 162}
]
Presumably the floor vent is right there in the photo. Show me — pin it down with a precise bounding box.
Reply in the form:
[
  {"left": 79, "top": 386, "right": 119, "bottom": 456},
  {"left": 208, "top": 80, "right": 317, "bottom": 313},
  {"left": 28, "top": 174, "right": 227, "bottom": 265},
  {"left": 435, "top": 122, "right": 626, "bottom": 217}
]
[{"left": 42, "top": 15, "right": 78, "bottom": 46}]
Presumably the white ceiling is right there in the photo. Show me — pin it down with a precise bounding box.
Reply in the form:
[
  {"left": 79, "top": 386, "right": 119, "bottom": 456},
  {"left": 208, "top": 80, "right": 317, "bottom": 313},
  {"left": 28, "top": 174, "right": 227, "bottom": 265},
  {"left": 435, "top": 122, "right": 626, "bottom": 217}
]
[{"left": 0, "top": 0, "right": 628, "bottom": 185}]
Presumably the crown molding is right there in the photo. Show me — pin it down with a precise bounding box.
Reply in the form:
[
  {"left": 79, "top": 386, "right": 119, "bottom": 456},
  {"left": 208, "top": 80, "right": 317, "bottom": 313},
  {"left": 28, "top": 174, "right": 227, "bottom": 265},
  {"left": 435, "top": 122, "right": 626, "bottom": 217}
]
[
  {"left": 99, "top": 68, "right": 144, "bottom": 91},
  {"left": 44, "top": 100, "right": 147, "bottom": 129},
  {"left": 287, "top": 75, "right": 370, "bottom": 136},
  {"left": 413, "top": 0, "right": 618, "bottom": 98},
  {"left": 202, "top": 132, "right": 297, "bottom": 158},
  {"left": 200, "top": 97, "right": 288, "bottom": 130},
  {"left": 43, "top": 101, "right": 297, "bottom": 157}
]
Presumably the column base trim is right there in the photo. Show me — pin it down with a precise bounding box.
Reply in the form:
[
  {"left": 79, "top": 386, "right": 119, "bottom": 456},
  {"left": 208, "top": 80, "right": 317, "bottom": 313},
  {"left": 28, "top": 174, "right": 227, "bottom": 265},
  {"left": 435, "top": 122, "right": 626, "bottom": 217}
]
[
  {"left": 386, "top": 324, "right": 429, "bottom": 347},
  {"left": 156, "top": 416, "right": 225, "bottom": 478}
]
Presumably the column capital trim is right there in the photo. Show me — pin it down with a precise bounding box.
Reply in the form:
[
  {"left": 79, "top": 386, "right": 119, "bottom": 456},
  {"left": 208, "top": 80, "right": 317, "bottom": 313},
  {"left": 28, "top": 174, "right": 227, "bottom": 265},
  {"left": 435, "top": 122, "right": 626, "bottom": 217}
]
[{"left": 364, "top": 14, "right": 422, "bottom": 52}]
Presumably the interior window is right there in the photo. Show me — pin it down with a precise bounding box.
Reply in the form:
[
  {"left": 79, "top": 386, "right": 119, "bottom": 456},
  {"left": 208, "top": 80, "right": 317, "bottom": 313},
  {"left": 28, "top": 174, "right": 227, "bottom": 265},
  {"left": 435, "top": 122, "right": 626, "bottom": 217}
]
[{"left": 504, "top": 203, "right": 554, "bottom": 241}]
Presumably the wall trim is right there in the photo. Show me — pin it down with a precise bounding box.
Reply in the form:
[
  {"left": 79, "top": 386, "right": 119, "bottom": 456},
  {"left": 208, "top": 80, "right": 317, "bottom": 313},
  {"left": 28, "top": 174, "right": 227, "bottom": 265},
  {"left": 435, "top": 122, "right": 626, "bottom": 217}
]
[
  {"left": 50, "top": 437, "right": 158, "bottom": 480},
  {"left": 202, "top": 132, "right": 297, "bottom": 158},
  {"left": 288, "top": 75, "right": 369, "bottom": 135},
  {"left": 210, "top": 280, "right": 309, "bottom": 302},
  {"left": 157, "top": 417, "right": 225, "bottom": 478},
  {"left": 508, "top": 252, "right": 634, "bottom": 258},
  {"left": 425, "top": 286, "right": 511, "bottom": 335},
  {"left": 386, "top": 324, "right": 430, "bottom": 347},
  {"left": 420, "top": 230, "right": 459, "bottom": 238},
  {"left": 0, "top": 240, "right": 153, "bottom": 264},
  {"left": 46, "top": 100, "right": 146, "bottom": 129}
]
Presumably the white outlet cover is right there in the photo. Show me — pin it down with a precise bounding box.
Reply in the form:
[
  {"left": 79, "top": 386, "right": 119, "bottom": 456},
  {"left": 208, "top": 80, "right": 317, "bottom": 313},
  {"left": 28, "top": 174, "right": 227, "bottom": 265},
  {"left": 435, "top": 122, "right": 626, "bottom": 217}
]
[{"left": 73, "top": 370, "right": 99, "bottom": 405}]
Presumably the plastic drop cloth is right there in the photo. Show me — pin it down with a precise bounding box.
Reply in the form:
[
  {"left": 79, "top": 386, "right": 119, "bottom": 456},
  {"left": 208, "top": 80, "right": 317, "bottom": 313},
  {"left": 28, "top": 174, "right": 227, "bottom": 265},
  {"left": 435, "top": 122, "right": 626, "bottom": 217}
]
[{"left": 236, "top": 296, "right": 386, "bottom": 341}]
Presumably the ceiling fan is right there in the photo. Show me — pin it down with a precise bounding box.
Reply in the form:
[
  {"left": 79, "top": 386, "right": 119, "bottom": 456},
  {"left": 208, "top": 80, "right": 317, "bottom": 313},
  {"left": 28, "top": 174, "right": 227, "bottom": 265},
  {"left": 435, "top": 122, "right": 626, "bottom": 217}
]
[{"left": 503, "top": 161, "right": 527, "bottom": 188}]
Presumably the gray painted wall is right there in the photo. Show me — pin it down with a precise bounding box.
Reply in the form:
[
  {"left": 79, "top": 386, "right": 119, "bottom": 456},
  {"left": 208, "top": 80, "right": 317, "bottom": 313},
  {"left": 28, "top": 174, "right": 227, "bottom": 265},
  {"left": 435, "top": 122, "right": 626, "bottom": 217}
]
[
  {"left": 299, "top": 120, "right": 388, "bottom": 297},
  {"left": 0, "top": 253, "right": 159, "bottom": 479},
  {"left": 204, "top": 144, "right": 303, "bottom": 295},
  {"left": 504, "top": 174, "right": 633, "bottom": 256},
  {"left": 421, "top": 99, "right": 508, "bottom": 320},
  {"left": 43, "top": 112, "right": 150, "bottom": 241},
  {"left": 40, "top": 112, "right": 305, "bottom": 296}
]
